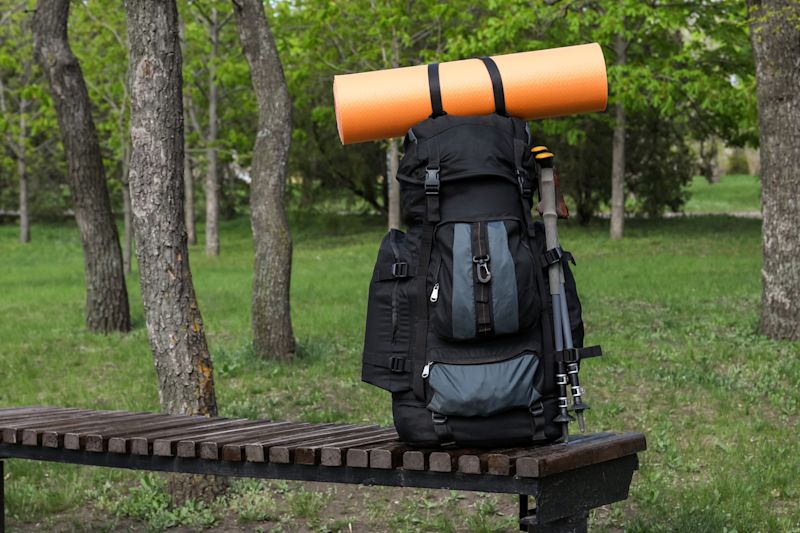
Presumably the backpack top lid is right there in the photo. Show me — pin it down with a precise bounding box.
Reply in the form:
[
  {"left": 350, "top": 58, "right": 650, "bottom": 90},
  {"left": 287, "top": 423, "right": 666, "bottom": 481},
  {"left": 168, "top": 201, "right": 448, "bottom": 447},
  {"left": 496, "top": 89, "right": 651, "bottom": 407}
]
[{"left": 398, "top": 113, "right": 532, "bottom": 186}]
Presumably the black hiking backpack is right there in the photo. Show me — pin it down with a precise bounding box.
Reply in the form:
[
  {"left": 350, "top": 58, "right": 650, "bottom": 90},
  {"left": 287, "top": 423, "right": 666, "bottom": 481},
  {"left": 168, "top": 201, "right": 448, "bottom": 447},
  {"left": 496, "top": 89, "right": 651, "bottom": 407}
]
[{"left": 361, "top": 64, "right": 601, "bottom": 448}]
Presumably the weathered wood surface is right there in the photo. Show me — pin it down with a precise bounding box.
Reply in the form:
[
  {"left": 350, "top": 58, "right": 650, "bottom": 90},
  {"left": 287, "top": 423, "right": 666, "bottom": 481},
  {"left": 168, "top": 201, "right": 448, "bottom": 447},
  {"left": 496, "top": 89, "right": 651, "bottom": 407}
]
[{"left": 0, "top": 407, "right": 646, "bottom": 478}]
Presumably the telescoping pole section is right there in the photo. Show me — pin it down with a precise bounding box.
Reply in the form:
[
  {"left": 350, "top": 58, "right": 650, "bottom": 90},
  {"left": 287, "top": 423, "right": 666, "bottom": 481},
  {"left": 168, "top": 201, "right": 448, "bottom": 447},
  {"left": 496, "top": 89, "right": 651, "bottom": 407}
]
[{"left": 535, "top": 148, "right": 602, "bottom": 443}]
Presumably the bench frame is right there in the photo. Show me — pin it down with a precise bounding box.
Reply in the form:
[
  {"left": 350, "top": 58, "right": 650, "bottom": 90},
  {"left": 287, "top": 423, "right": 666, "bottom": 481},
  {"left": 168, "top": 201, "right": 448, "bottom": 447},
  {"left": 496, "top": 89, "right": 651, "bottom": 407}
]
[{"left": 0, "top": 442, "right": 639, "bottom": 533}]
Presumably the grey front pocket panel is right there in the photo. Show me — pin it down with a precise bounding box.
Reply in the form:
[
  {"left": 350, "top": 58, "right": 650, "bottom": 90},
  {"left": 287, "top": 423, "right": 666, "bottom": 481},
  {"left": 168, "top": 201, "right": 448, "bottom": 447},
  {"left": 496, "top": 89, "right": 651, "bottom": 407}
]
[{"left": 426, "top": 353, "right": 541, "bottom": 417}]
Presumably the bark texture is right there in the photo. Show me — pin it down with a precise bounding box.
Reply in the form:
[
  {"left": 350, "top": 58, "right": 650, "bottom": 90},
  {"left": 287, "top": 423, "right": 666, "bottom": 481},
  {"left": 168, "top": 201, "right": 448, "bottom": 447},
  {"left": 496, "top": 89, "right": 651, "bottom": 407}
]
[
  {"left": 122, "top": 182, "right": 133, "bottom": 274},
  {"left": 18, "top": 97, "right": 29, "bottom": 243},
  {"left": 204, "top": 7, "right": 221, "bottom": 257},
  {"left": 184, "top": 146, "right": 197, "bottom": 246},
  {"left": 387, "top": 137, "right": 401, "bottom": 230},
  {"left": 32, "top": 0, "right": 131, "bottom": 332},
  {"left": 748, "top": 0, "right": 800, "bottom": 340},
  {"left": 125, "top": 0, "right": 219, "bottom": 415},
  {"left": 233, "top": 0, "right": 296, "bottom": 359},
  {"left": 609, "top": 34, "right": 627, "bottom": 241},
  {"left": 121, "top": 144, "right": 133, "bottom": 275}
]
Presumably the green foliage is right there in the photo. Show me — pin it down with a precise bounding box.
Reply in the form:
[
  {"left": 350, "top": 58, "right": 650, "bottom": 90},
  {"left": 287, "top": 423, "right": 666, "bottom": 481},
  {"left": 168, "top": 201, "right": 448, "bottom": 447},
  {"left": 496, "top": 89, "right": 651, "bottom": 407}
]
[
  {"left": 0, "top": 0, "right": 760, "bottom": 224},
  {"left": 1, "top": 213, "right": 799, "bottom": 530},
  {"left": 226, "top": 479, "right": 279, "bottom": 523},
  {"left": 0, "top": 1, "right": 65, "bottom": 220},
  {"left": 446, "top": 0, "right": 757, "bottom": 221},
  {"left": 684, "top": 174, "right": 760, "bottom": 213},
  {"left": 96, "top": 474, "right": 218, "bottom": 532}
]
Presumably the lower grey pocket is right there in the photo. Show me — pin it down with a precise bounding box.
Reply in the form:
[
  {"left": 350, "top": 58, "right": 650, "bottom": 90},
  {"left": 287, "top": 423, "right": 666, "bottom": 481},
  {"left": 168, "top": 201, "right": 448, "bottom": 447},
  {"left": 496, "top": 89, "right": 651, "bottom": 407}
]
[{"left": 426, "top": 353, "right": 541, "bottom": 417}]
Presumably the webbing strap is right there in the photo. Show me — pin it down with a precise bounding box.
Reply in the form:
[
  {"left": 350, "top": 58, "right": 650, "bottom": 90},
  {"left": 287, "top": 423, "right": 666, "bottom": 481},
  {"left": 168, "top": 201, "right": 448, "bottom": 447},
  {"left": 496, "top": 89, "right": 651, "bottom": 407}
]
[
  {"left": 552, "top": 345, "right": 603, "bottom": 363},
  {"left": 362, "top": 351, "right": 412, "bottom": 373},
  {"left": 478, "top": 56, "right": 507, "bottom": 116},
  {"left": 427, "top": 63, "right": 445, "bottom": 118},
  {"left": 512, "top": 123, "right": 537, "bottom": 238},
  {"left": 424, "top": 140, "right": 441, "bottom": 223},
  {"left": 432, "top": 413, "right": 456, "bottom": 448}
]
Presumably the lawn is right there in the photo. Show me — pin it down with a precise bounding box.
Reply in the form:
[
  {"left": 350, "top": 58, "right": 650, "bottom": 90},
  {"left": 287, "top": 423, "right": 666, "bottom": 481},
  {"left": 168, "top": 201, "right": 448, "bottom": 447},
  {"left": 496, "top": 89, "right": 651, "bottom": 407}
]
[
  {"left": 0, "top": 206, "right": 798, "bottom": 531},
  {"left": 684, "top": 174, "right": 761, "bottom": 213}
]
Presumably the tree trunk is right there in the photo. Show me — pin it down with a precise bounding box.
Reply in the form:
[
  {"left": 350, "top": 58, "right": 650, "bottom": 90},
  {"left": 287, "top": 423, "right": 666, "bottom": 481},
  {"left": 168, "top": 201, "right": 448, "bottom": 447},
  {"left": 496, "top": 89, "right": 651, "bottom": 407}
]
[
  {"left": 609, "top": 34, "right": 627, "bottom": 241},
  {"left": 184, "top": 147, "right": 197, "bottom": 245},
  {"left": 125, "top": 0, "right": 225, "bottom": 502},
  {"left": 232, "top": 0, "right": 296, "bottom": 360},
  {"left": 699, "top": 138, "right": 721, "bottom": 184},
  {"left": 204, "top": 8, "right": 220, "bottom": 257},
  {"left": 122, "top": 183, "right": 133, "bottom": 275},
  {"left": 33, "top": 0, "right": 131, "bottom": 333},
  {"left": 18, "top": 96, "right": 29, "bottom": 244},
  {"left": 745, "top": 147, "right": 761, "bottom": 177},
  {"left": 748, "top": 0, "right": 800, "bottom": 340},
  {"left": 121, "top": 143, "right": 133, "bottom": 275},
  {"left": 386, "top": 137, "right": 401, "bottom": 230}
]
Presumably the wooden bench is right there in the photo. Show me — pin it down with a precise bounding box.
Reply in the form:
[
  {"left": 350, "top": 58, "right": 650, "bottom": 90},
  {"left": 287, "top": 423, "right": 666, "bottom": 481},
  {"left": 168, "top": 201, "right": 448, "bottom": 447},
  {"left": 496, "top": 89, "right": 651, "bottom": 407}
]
[{"left": 0, "top": 407, "right": 646, "bottom": 532}]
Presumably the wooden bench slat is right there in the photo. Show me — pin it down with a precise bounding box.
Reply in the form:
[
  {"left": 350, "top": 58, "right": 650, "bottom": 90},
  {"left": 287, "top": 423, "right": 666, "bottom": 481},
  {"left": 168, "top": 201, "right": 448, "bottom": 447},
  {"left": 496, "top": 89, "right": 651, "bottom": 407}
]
[
  {"left": 516, "top": 432, "right": 646, "bottom": 477},
  {"left": 178, "top": 420, "right": 306, "bottom": 458},
  {"left": 429, "top": 448, "right": 484, "bottom": 473},
  {"left": 218, "top": 423, "right": 320, "bottom": 462},
  {"left": 243, "top": 423, "right": 342, "bottom": 462},
  {"left": 197, "top": 421, "right": 306, "bottom": 460},
  {"left": 37, "top": 411, "right": 170, "bottom": 448},
  {"left": 0, "top": 407, "right": 79, "bottom": 423},
  {"left": 82, "top": 414, "right": 211, "bottom": 452},
  {"left": 63, "top": 413, "right": 171, "bottom": 450},
  {"left": 319, "top": 430, "right": 399, "bottom": 467},
  {"left": 344, "top": 441, "right": 387, "bottom": 468},
  {"left": 268, "top": 425, "right": 377, "bottom": 464},
  {"left": 369, "top": 442, "right": 412, "bottom": 469},
  {"left": 2, "top": 410, "right": 101, "bottom": 444},
  {"left": 287, "top": 426, "right": 389, "bottom": 466},
  {"left": 477, "top": 434, "right": 614, "bottom": 476},
  {"left": 402, "top": 449, "right": 434, "bottom": 471},
  {"left": 152, "top": 418, "right": 268, "bottom": 457},
  {"left": 113, "top": 417, "right": 241, "bottom": 455}
]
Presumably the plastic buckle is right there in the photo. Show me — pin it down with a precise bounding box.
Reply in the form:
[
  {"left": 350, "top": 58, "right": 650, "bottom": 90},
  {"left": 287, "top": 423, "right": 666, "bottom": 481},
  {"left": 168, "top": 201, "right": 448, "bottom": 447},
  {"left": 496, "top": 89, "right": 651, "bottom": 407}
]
[
  {"left": 530, "top": 400, "right": 544, "bottom": 417},
  {"left": 431, "top": 412, "right": 448, "bottom": 425},
  {"left": 543, "top": 246, "right": 563, "bottom": 266},
  {"left": 424, "top": 167, "right": 440, "bottom": 195},
  {"left": 389, "top": 357, "right": 406, "bottom": 373},
  {"left": 562, "top": 348, "right": 580, "bottom": 364},
  {"left": 391, "top": 262, "right": 409, "bottom": 278},
  {"left": 516, "top": 169, "right": 532, "bottom": 198}
]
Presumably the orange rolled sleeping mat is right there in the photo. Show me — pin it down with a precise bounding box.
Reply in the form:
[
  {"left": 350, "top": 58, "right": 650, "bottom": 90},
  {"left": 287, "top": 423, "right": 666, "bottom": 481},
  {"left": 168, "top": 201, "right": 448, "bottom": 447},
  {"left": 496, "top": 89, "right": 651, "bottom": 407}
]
[{"left": 334, "top": 43, "right": 608, "bottom": 145}]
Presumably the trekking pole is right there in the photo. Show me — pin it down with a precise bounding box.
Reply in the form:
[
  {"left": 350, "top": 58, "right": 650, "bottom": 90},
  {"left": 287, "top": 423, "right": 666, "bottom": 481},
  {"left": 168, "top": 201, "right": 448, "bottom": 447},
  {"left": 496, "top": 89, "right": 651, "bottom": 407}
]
[
  {"left": 534, "top": 147, "right": 590, "bottom": 434},
  {"left": 533, "top": 146, "right": 573, "bottom": 441}
]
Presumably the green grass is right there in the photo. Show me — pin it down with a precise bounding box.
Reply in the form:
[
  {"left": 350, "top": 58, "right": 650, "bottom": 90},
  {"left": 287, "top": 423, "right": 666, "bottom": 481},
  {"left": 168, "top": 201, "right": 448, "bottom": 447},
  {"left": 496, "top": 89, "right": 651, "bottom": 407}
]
[
  {"left": 684, "top": 174, "right": 761, "bottom": 213},
  {"left": 1, "top": 210, "right": 799, "bottom": 532}
]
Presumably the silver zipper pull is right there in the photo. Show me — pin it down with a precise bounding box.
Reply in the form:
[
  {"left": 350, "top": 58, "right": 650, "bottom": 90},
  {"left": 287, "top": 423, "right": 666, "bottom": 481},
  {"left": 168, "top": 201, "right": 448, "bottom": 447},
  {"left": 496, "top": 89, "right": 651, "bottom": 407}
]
[
  {"left": 421, "top": 361, "right": 434, "bottom": 378},
  {"left": 429, "top": 283, "right": 440, "bottom": 303}
]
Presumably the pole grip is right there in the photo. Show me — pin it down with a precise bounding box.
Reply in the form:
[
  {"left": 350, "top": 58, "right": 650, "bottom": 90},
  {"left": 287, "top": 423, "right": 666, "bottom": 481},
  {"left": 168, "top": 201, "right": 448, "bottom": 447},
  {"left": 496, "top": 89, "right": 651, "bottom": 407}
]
[{"left": 539, "top": 165, "right": 561, "bottom": 294}]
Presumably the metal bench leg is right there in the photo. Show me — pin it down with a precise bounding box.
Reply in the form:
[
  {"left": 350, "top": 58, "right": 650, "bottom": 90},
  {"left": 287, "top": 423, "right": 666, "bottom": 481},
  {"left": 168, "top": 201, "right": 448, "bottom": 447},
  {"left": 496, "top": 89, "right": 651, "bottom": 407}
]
[
  {"left": 520, "top": 510, "right": 588, "bottom": 533},
  {"left": 1, "top": 460, "right": 5, "bottom": 533},
  {"left": 519, "top": 494, "right": 529, "bottom": 531}
]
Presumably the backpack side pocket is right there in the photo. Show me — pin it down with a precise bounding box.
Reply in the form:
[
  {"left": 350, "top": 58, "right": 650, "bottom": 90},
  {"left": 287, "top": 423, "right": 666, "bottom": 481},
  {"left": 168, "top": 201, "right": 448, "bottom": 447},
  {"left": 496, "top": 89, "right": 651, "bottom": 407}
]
[{"left": 362, "top": 229, "right": 415, "bottom": 392}]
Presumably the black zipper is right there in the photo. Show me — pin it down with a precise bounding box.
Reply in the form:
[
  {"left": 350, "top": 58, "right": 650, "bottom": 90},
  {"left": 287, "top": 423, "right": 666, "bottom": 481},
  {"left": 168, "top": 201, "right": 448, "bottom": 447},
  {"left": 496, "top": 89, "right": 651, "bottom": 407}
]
[
  {"left": 421, "top": 351, "right": 538, "bottom": 378},
  {"left": 429, "top": 255, "right": 442, "bottom": 303}
]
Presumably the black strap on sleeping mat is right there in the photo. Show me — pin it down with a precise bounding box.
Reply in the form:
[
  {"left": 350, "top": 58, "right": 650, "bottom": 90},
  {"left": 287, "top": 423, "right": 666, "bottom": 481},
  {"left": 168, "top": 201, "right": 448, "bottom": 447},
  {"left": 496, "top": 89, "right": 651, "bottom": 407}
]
[
  {"left": 478, "top": 56, "right": 507, "bottom": 116},
  {"left": 428, "top": 63, "right": 446, "bottom": 118}
]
